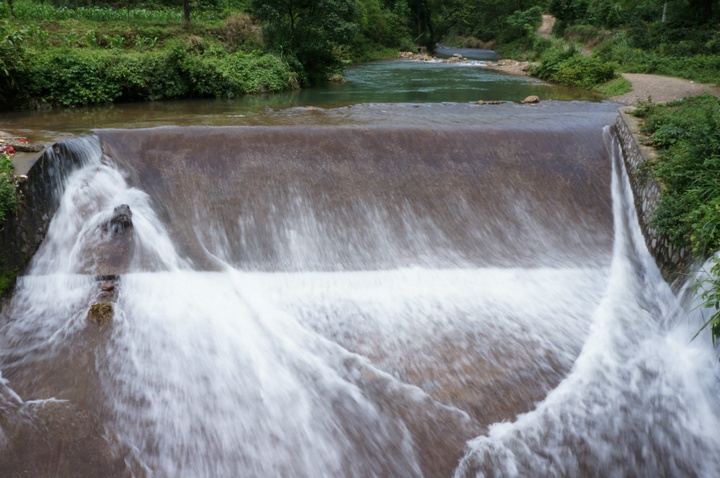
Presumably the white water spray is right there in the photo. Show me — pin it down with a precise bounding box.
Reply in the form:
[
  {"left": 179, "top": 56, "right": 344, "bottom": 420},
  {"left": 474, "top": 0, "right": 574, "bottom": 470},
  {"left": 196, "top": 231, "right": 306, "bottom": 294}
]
[
  {"left": 2, "top": 120, "right": 718, "bottom": 477},
  {"left": 454, "top": 127, "right": 720, "bottom": 478}
]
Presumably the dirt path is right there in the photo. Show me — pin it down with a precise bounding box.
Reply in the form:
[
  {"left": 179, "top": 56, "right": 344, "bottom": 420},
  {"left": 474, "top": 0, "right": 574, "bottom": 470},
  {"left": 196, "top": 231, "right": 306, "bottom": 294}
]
[
  {"left": 611, "top": 73, "right": 720, "bottom": 105},
  {"left": 537, "top": 15, "right": 556, "bottom": 38}
]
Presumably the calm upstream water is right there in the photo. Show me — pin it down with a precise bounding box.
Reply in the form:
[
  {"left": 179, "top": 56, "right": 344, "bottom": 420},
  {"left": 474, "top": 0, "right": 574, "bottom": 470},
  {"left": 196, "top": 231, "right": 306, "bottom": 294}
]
[
  {"left": 1, "top": 59, "right": 719, "bottom": 477},
  {"left": 0, "top": 59, "right": 598, "bottom": 138}
]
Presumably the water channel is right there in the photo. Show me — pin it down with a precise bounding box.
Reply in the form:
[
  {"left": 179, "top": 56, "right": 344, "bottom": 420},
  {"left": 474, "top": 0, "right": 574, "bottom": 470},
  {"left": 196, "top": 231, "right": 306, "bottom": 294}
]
[{"left": 0, "top": 58, "right": 719, "bottom": 477}]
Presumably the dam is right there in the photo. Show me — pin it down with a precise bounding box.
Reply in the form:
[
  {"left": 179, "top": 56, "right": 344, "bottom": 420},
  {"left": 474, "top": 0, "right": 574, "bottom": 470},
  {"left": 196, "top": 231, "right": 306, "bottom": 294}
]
[{"left": 1, "top": 97, "right": 719, "bottom": 476}]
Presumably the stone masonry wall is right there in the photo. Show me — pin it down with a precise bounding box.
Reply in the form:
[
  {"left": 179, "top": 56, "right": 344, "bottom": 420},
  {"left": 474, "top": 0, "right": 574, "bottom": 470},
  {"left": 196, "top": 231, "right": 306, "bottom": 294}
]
[
  {"left": 612, "top": 108, "right": 693, "bottom": 287},
  {"left": 0, "top": 143, "right": 85, "bottom": 301}
]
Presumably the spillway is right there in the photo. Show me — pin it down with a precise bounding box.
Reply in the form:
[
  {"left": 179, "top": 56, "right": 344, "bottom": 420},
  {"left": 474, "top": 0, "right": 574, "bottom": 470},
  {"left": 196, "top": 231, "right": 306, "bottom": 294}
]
[{"left": 1, "top": 103, "right": 718, "bottom": 477}]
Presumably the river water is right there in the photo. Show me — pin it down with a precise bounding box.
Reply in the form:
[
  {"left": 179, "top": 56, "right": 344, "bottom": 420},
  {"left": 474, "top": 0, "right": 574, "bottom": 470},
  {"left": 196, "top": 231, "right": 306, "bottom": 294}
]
[{"left": 0, "top": 60, "right": 719, "bottom": 477}]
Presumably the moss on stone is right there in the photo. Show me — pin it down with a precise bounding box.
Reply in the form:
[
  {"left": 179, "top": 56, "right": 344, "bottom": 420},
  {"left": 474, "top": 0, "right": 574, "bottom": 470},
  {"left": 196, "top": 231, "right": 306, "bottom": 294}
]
[{"left": 87, "top": 302, "right": 114, "bottom": 327}]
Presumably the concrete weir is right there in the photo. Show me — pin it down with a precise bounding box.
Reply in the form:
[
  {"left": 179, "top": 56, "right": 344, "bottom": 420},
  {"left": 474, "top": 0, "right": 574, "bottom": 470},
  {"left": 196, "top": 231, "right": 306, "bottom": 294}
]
[{"left": 1, "top": 103, "right": 716, "bottom": 478}]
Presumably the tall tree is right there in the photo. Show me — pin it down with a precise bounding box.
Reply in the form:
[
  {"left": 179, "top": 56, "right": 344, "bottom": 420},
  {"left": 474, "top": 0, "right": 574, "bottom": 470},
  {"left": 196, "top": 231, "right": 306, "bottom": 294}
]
[
  {"left": 184, "top": 0, "right": 191, "bottom": 23},
  {"left": 252, "top": 0, "right": 361, "bottom": 83}
]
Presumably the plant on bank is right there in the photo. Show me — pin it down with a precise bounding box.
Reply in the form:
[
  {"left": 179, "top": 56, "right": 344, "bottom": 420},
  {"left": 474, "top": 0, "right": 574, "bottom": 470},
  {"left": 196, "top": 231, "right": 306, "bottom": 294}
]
[
  {"left": 0, "top": 152, "right": 19, "bottom": 225},
  {"left": 250, "top": 0, "right": 361, "bottom": 85},
  {"left": 633, "top": 94, "right": 720, "bottom": 343},
  {"left": 530, "top": 45, "right": 617, "bottom": 89}
]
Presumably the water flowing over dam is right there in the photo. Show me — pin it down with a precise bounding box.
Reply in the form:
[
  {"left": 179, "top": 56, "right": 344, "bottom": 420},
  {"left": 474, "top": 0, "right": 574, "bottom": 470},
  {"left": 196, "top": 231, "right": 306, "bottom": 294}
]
[{"left": 1, "top": 103, "right": 719, "bottom": 477}]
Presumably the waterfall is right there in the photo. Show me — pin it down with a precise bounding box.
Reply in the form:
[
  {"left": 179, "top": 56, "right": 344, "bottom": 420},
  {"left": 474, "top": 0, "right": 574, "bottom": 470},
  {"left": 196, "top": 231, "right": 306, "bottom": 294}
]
[
  {"left": 1, "top": 105, "right": 718, "bottom": 477},
  {"left": 454, "top": 127, "right": 720, "bottom": 477}
]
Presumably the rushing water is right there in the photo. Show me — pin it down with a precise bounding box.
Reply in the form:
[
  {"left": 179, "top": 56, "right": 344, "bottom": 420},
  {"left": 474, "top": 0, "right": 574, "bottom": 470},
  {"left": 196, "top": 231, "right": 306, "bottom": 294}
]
[{"left": 1, "top": 61, "right": 719, "bottom": 477}]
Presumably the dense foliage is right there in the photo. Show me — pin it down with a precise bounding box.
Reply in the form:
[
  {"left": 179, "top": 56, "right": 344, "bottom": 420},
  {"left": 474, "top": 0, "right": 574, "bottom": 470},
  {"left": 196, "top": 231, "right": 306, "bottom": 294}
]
[
  {"left": 250, "top": 0, "right": 361, "bottom": 84},
  {"left": 1, "top": 0, "right": 719, "bottom": 101},
  {"left": 633, "top": 95, "right": 720, "bottom": 341},
  {"left": 0, "top": 153, "right": 18, "bottom": 225},
  {"left": 530, "top": 45, "right": 617, "bottom": 88},
  {"left": 635, "top": 95, "right": 720, "bottom": 259}
]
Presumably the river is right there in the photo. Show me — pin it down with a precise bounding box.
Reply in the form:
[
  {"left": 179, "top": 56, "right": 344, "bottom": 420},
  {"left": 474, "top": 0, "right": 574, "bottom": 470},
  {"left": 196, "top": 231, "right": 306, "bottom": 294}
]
[{"left": 0, "top": 59, "right": 718, "bottom": 477}]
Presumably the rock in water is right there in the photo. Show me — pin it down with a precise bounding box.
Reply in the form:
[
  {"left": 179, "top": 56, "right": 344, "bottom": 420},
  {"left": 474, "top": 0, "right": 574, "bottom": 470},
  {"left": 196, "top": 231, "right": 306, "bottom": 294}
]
[
  {"left": 77, "top": 204, "right": 135, "bottom": 276},
  {"left": 88, "top": 302, "right": 114, "bottom": 326},
  {"left": 522, "top": 95, "right": 541, "bottom": 104},
  {"left": 107, "top": 204, "right": 132, "bottom": 233}
]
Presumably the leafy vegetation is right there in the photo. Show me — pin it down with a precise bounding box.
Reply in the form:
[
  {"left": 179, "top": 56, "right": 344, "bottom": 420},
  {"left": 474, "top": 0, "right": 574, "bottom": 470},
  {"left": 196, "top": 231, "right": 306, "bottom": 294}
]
[
  {"left": 0, "top": 152, "right": 18, "bottom": 225},
  {"left": 696, "top": 258, "right": 720, "bottom": 344},
  {"left": 250, "top": 0, "right": 362, "bottom": 84},
  {"left": 0, "top": 267, "right": 16, "bottom": 301},
  {"left": 635, "top": 95, "right": 720, "bottom": 258},
  {"left": 530, "top": 45, "right": 617, "bottom": 88},
  {"left": 632, "top": 95, "right": 720, "bottom": 342}
]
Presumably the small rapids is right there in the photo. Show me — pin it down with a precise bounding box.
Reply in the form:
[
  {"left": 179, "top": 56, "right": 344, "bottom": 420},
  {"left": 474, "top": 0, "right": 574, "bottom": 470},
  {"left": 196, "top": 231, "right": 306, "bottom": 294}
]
[{"left": 1, "top": 106, "right": 719, "bottom": 477}]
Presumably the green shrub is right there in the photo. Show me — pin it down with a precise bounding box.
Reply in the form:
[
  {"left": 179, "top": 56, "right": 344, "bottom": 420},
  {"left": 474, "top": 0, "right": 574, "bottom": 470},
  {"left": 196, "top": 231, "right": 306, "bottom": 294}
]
[
  {"left": 28, "top": 49, "right": 122, "bottom": 106},
  {"left": 18, "top": 43, "right": 294, "bottom": 107},
  {"left": 593, "top": 29, "right": 720, "bottom": 85},
  {"left": 595, "top": 76, "right": 631, "bottom": 96},
  {"left": 106, "top": 50, "right": 190, "bottom": 101},
  {"left": 637, "top": 95, "right": 720, "bottom": 258},
  {"left": 531, "top": 46, "right": 617, "bottom": 88},
  {"left": 0, "top": 153, "right": 18, "bottom": 225},
  {"left": 175, "top": 47, "right": 294, "bottom": 98}
]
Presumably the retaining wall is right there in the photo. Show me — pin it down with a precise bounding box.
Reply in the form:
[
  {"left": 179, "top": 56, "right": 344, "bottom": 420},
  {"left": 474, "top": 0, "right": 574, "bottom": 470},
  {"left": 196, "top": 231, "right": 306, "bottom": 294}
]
[
  {"left": 0, "top": 144, "right": 84, "bottom": 301},
  {"left": 612, "top": 108, "right": 693, "bottom": 287}
]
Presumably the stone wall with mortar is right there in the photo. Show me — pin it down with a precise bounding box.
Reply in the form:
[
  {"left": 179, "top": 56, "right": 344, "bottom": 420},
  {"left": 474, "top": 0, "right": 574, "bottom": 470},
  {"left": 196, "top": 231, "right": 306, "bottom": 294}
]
[
  {"left": 0, "top": 143, "right": 85, "bottom": 302},
  {"left": 612, "top": 108, "right": 693, "bottom": 287}
]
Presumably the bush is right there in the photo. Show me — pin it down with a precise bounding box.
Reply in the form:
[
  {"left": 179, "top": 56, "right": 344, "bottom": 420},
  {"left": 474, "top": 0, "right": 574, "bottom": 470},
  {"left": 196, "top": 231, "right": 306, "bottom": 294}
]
[
  {"left": 530, "top": 46, "right": 617, "bottom": 88},
  {"left": 29, "top": 50, "right": 122, "bottom": 106},
  {"left": 172, "top": 45, "right": 295, "bottom": 97},
  {"left": 636, "top": 95, "right": 720, "bottom": 258},
  {"left": 633, "top": 95, "right": 720, "bottom": 344},
  {"left": 19, "top": 43, "right": 294, "bottom": 107},
  {"left": 218, "top": 12, "right": 263, "bottom": 52}
]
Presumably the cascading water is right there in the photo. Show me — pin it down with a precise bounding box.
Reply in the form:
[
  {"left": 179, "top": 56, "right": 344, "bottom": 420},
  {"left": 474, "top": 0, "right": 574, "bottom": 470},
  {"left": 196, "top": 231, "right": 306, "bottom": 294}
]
[
  {"left": 454, "top": 128, "right": 720, "bottom": 477},
  {"left": 0, "top": 103, "right": 718, "bottom": 477}
]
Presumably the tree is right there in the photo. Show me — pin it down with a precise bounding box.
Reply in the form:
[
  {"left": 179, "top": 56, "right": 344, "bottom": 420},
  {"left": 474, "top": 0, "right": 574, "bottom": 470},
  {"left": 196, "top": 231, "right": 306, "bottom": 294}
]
[{"left": 251, "top": 0, "right": 361, "bottom": 84}]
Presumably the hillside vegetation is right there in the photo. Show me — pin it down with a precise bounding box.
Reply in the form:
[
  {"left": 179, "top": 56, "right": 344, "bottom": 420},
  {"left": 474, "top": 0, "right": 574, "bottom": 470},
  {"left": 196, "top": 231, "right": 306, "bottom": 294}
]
[{"left": 2, "top": 0, "right": 718, "bottom": 109}]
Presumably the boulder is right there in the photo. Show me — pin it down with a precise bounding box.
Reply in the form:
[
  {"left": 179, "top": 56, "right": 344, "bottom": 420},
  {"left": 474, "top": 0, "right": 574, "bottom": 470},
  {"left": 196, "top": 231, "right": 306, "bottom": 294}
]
[
  {"left": 522, "top": 95, "right": 541, "bottom": 104},
  {"left": 106, "top": 204, "right": 132, "bottom": 234},
  {"left": 80, "top": 204, "right": 135, "bottom": 276}
]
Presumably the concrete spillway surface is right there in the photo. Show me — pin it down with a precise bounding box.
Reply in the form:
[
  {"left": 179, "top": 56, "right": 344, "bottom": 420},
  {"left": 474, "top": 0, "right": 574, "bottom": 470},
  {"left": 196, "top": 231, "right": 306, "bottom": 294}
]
[{"left": 1, "top": 103, "right": 719, "bottom": 477}]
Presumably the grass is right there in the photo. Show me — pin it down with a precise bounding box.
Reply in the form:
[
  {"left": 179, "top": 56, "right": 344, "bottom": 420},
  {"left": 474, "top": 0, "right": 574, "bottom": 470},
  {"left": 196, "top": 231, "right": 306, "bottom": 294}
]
[
  {"left": 5, "top": 0, "right": 224, "bottom": 23},
  {"left": 595, "top": 76, "right": 631, "bottom": 96}
]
